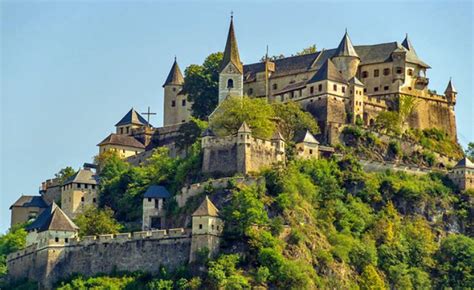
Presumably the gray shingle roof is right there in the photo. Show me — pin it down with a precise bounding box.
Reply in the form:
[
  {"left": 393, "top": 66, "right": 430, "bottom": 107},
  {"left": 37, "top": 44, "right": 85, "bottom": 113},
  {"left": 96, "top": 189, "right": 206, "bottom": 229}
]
[
  {"left": 334, "top": 31, "right": 359, "bottom": 58},
  {"left": 143, "top": 185, "right": 171, "bottom": 199},
  {"left": 98, "top": 133, "right": 145, "bottom": 149},
  {"left": 308, "top": 59, "right": 347, "bottom": 84},
  {"left": 115, "top": 108, "right": 150, "bottom": 127},
  {"left": 202, "top": 128, "right": 216, "bottom": 137},
  {"left": 294, "top": 130, "right": 319, "bottom": 144},
  {"left": 163, "top": 58, "right": 184, "bottom": 87},
  {"left": 243, "top": 40, "right": 430, "bottom": 81},
  {"left": 454, "top": 157, "right": 474, "bottom": 169},
  {"left": 26, "top": 203, "right": 79, "bottom": 232},
  {"left": 349, "top": 76, "right": 364, "bottom": 86},
  {"left": 10, "top": 195, "right": 48, "bottom": 209},
  {"left": 63, "top": 168, "right": 99, "bottom": 186}
]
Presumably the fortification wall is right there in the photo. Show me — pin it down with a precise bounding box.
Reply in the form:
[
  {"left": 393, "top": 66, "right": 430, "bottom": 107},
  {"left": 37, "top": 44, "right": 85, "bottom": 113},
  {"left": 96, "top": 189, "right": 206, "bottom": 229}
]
[
  {"left": 202, "top": 136, "right": 238, "bottom": 174},
  {"left": 408, "top": 98, "right": 456, "bottom": 141},
  {"left": 7, "top": 229, "right": 191, "bottom": 288}
]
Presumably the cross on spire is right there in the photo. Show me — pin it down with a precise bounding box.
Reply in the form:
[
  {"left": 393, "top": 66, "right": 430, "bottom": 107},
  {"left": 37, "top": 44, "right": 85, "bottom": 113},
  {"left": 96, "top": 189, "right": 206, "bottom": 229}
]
[{"left": 141, "top": 106, "right": 156, "bottom": 127}]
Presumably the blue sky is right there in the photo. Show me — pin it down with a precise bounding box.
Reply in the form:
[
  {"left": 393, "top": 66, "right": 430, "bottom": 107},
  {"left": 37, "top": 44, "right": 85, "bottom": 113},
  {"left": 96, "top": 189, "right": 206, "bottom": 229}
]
[{"left": 1, "top": 0, "right": 473, "bottom": 233}]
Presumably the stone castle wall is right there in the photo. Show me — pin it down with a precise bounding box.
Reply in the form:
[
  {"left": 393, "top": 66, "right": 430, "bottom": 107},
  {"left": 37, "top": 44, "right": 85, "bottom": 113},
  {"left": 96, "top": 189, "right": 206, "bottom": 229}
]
[
  {"left": 7, "top": 229, "right": 192, "bottom": 288},
  {"left": 202, "top": 133, "right": 284, "bottom": 176}
]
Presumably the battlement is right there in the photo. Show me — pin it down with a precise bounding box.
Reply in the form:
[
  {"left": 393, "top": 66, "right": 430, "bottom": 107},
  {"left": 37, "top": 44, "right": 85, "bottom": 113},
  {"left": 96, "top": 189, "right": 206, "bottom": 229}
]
[{"left": 69, "top": 228, "right": 190, "bottom": 247}]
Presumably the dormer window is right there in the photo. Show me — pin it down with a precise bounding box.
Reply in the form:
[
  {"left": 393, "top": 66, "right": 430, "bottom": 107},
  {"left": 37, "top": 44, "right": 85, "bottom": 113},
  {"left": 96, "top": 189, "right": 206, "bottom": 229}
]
[{"left": 227, "top": 79, "right": 234, "bottom": 89}]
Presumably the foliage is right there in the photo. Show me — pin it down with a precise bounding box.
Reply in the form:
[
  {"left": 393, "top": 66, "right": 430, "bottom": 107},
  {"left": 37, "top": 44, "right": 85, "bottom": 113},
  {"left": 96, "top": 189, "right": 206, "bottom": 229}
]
[
  {"left": 0, "top": 223, "right": 27, "bottom": 278},
  {"left": 466, "top": 142, "right": 474, "bottom": 162},
  {"left": 55, "top": 166, "right": 77, "bottom": 184},
  {"left": 208, "top": 254, "right": 249, "bottom": 289},
  {"left": 375, "top": 111, "right": 400, "bottom": 135},
  {"left": 295, "top": 44, "right": 317, "bottom": 56},
  {"left": 406, "top": 128, "right": 463, "bottom": 159},
  {"left": 184, "top": 52, "right": 223, "bottom": 119},
  {"left": 74, "top": 206, "right": 123, "bottom": 237},
  {"left": 272, "top": 101, "right": 319, "bottom": 141},
  {"left": 434, "top": 234, "right": 474, "bottom": 288},
  {"left": 210, "top": 96, "right": 276, "bottom": 139},
  {"left": 387, "top": 141, "right": 401, "bottom": 159},
  {"left": 175, "top": 119, "right": 204, "bottom": 153}
]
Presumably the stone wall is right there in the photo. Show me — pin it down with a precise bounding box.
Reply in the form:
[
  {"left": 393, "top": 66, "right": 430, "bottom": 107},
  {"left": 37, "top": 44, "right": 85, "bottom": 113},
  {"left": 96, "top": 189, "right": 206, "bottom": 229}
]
[{"left": 7, "top": 229, "right": 192, "bottom": 288}]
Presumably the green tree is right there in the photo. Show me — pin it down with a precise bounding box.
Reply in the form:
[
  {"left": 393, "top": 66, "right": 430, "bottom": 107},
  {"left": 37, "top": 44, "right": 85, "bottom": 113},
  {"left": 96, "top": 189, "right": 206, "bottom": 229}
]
[
  {"left": 466, "top": 142, "right": 474, "bottom": 162},
  {"left": 272, "top": 101, "right": 319, "bottom": 141},
  {"left": 74, "top": 206, "right": 123, "bottom": 237},
  {"left": 434, "top": 234, "right": 474, "bottom": 288},
  {"left": 210, "top": 96, "right": 276, "bottom": 139},
  {"left": 184, "top": 52, "right": 223, "bottom": 119},
  {"left": 295, "top": 44, "right": 317, "bottom": 56},
  {"left": 359, "top": 265, "right": 386, "bottom": 290},
  {"left": 208, "top": 254, "right": 249, "bottom": 289},
  {"left": 175, "top": 119, "right": 203, "bottom": 154},
  {"left": 375, "top": 111, "right": 400, "bottom": 135},
  {"left": 0, "top": 223, "right": 27, "bottom": 277},
  {"left": 55, "top": 166, "right": 77, "bottom": 184}
]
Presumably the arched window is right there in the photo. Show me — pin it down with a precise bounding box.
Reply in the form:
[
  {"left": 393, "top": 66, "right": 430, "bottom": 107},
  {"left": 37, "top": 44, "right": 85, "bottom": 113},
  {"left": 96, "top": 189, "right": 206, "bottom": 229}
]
[{"left": 227, "top": 79, "right": 234, "bottom": 89}]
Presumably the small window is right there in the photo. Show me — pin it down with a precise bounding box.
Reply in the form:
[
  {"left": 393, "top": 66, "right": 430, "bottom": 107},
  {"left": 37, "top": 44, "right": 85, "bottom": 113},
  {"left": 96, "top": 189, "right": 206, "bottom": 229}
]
[
  {"left": 396, "top": 67, "right": 403, "bottom": 74},
  {"left": 309, "top": 149, "right": 313, "bottom": 154},
  {"left": 122, "top": 149, "right": 125, "bottom": 153},
  {"left": 120, "top": 127, "right": 123, "bottom": 134},
  {"left": 77, "top": 184, "right": 81, "bottom": 189},
  {"left": 92, "top": 185, "right": 95, "bottom": 190},
  {"left": 172, "top": 87, "right": 176, "bottom": 92},
  {"left": 383, "top": 68, "right": 390, "bottom": 76},
  {"left": 199, "top": 224, "right": 203, "bottom": 229},
  {"left": 171, "top": 100, "right": 176, "bottom": 107},
  {"left": 272, "top": 84, "right": 278, "bottom": 90},
  {"left": 333, "top": 84, "right": 337, "bottom": 91},
  {"left": 374, "top": 69, "right": 379, "bottom": 77},
  {"left": 408, "top": 69, "right": 413, "bottom": 76},
  {"left": 318, "top": 84, "right": 322, "bottom": 91},
  {"left": 364, "top": 88, "right": 367, "bottom": 93},
  {"left": 248, "top": 88, "right": 253, "bottom": 95},
  {"left": 154, "top": 199, "right": 159, "bottom": 209},
  {"left": 81, "top": 197, "right": 84, "bottom": 202},
  {"left": 362, "top": 71, "right": 368, "bottom": 78},
  {"left": 227, "top": 78, "right": 234, "bottom": 89},
  {"left": 310, "top": 86, "right": 314, "bottom": 94},
  {"left": 148, "top": 198, "right": 152, "bottom": 202},
  {"left": 126, "top": 127, "right": 129, "bottom": 134},
  {"left": 55, "top": 237, "right": 59, "bottom": 243},
  {"left": 65, "top": 238, "right": 69, "bottom": 243},
  {"left": 374, "top": 87, "right": 379, "bottom": 92},
  {"left": 212, "top": 225, "right": 215, "bottom": 230},
  {"left": 182, "top": 120, "right": 185, "bottom": 123},
  {"left": 384, "top": 86, "right": 389, "bottom": 91},
  {"left": 93, "top": 198, "right": 96, "bottom": 203},
  {"left": 342, "top": 86, "right": 346, "bottom": 93},
  {"left": 85, "top": 184, "right": 88, "bottom": 189},
  {"left": 182, "top": 99, "right": 186, "bottom": 106}
]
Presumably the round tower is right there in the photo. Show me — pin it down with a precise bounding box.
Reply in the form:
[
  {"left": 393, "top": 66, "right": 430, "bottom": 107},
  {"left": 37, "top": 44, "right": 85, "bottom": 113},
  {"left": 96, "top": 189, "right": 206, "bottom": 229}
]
[
  {"left": 163, "top": 57, "right": 185, "bottom": 126},
  {"left": 331, "top": 30, "right": 360, "bottom": 81}
]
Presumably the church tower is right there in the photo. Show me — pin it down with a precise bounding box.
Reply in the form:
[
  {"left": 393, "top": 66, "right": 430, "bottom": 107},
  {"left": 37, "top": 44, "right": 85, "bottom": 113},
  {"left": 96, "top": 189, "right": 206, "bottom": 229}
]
[
  {"left": 163, "top": 57, "right": 187, "bottom": 126},
  {"left": 331, "top": 30, "right": 360, "bottom": 81},
  {"left": 218, "top": 15, "right": 243, "bottom": 103}
]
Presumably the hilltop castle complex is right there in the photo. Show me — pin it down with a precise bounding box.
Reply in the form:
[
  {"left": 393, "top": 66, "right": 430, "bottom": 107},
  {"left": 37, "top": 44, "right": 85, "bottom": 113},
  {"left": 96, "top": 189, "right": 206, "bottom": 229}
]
[{"left": 7, "top": 16, "right": 470, "bottom": 288}]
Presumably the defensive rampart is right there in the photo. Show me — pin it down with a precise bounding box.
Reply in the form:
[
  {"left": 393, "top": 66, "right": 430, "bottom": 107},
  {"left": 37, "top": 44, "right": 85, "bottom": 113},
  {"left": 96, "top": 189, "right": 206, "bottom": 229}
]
[{"left": 7, "top": 229, "right": 191, "bottom": 288}]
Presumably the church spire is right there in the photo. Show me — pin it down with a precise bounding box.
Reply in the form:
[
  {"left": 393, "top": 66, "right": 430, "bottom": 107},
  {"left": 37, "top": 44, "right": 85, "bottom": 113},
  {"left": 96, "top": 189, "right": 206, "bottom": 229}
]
[
  {"left": 163, "top": 57, "right": 184, "bottom": 87},
  {"left": 334, "top": 30, "right": 359, "bottom": 58},
  {"left": 220, "top": 14, "right": 243, "bottom": 74},
  {"left": 445, "top": 78, "right": 457, "bottom": 94}
]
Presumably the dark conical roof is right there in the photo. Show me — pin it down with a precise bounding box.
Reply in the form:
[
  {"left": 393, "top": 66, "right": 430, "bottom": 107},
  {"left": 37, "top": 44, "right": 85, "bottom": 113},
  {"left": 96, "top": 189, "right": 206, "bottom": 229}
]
[
  {"left": 26, "top": 203, "right": 79, "bottom": 232},
  {"left": 334, "top": 31, "right": 359, "bottom": 58},
  {"left": 115, "top": 108, "right": 149, "bottom": 127},
  {"left": 401, "top": 34, "right": 417, "bottom": 56},
  {"left": 445, "top": 79, "right": 457, "bottom": 94},
  {"left": 309, "top": 59, "right": 347, "bottom": 84},
  {"left": 454, "top": 157, "right": 474, "bottom": 169},
  {"left": 163, "top": 57, "right": 184, "bottom": 87},
  {"left": 202, "top": 128, "right": 216, "bottom": 137},
  {"left": 220, "top": 16, "right": 243, "bottom": 74}
]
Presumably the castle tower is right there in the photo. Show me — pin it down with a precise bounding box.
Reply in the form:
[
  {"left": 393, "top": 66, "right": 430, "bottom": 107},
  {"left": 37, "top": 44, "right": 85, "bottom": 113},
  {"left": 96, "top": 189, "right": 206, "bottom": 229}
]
[
  {"left": 331, "top": 30, "right": 360, "bottom": 81},
  {"left": 449, "top": 157, "right": 474, "bottom": 191},
  {"left": 294, "top": 130, "right": 320, "bottom": 159},
  {"left": 115, "top": 108, "right": 149, "bottom": 135},
  {"left": 445, "top": 78, "right": 457, "bottom": 106},
  {"left": 190, "top": 196, "right": 223, "bottom": 263},
  {"left": 218, "top": 15, "right": 243, "bottom": 103},
  {"left": 391, "top": 44, "right": 407, "bottom": 88},
  {"left": 271, "top": 131, "right": 285, "bottom": 158},
  {"left": 236, "top": 122, "right": 252, "bottom": 174},
  {"left": 60, "top": 166, "right": 99, "bottom": 219},
  {"left": 163, "top": 57, "right": 189, "bottom": 126},
  {"left": 349, "top": 76, "right": 365, "bottom": 124}
]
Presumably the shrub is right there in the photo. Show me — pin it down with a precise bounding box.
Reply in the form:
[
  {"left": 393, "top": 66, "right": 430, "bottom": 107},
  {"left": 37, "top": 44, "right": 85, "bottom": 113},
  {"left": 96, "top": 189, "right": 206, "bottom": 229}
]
[{"left": 387, "top": 141, "right": 401, "bottom": 159}]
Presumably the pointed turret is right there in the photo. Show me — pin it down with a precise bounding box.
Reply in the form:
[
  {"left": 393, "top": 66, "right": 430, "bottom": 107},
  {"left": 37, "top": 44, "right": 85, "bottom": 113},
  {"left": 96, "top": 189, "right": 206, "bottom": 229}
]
[
  {"left": 163, "top": 57, "right": 184, "bottom": 87},
  {"left": 331, "top": 30, "right": 360, "bottom": 80},
  {"left": 220, "top": 16, "right": 243, "bottom": 74},
  {"left": 271, "top": 131, "right": 285, "bottom": 141},
  {"left": 401, "top": 34, "right": 418, "bottom": 57},
  {"left": 334, "top": 30, "right": 359, "bottom": 58},
  {"left": 445, "top": 78, "right": 457, "bottom": 105},
  {"left": 192, "top": 196, "right": 219, "bottom": 217},
  {"left": 238, "top": 121, "right": 251, "bottom": 134},
  {"left": 115, "top": 108, "right": 149, "bottom": 127},
  {"left": 445, "top": 79, "right": 457, "bottom": 94}
]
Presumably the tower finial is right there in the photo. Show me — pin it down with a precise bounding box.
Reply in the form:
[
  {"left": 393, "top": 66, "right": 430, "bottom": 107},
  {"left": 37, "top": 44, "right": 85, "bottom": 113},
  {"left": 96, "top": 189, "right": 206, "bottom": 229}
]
[
  {"left": 345, "top": 27, "right": 347, "bottom": 34},
  {"left": 174, "top": 55, "right": 177, "bottom": 62},
  {"left": 231, "top": 10, "right": 234, "bottom": 20}
]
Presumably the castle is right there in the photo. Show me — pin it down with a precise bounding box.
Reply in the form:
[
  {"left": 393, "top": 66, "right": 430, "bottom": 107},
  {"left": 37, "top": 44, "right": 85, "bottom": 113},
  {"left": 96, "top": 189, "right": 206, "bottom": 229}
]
[{"left": 6, "top": 15, "right": 469, "bottom": 288}]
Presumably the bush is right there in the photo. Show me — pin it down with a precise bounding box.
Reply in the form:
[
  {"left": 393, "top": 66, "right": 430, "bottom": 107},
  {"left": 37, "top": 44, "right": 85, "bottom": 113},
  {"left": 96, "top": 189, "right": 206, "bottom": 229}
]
[{"left": 387, "top": 141, "right": 401, "bottom": 159}]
